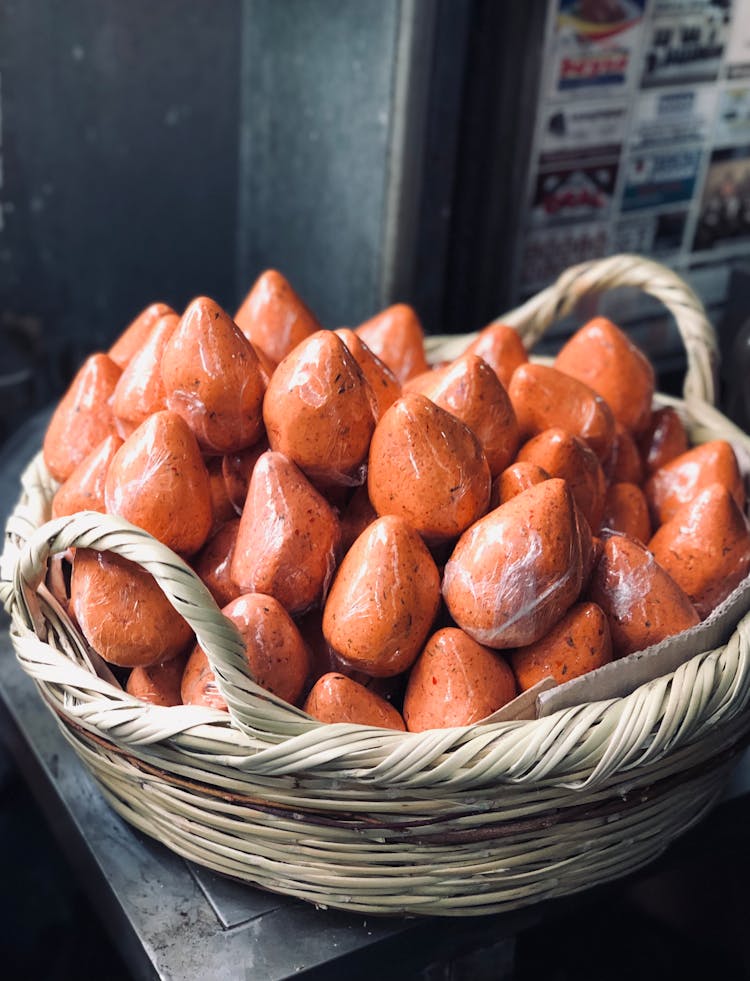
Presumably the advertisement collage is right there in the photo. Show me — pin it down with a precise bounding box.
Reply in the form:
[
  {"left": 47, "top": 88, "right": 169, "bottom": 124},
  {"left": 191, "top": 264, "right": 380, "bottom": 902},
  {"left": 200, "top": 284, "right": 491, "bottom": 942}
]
[{"left": 516, "top": 0, "right": 750, "bottom": 309}]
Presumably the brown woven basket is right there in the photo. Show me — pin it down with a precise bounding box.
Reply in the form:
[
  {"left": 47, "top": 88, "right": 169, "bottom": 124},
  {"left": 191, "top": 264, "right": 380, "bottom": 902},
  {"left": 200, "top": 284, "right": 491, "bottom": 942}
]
[{"left": 3, "top": 253, "right": 750, "bottom": 916}]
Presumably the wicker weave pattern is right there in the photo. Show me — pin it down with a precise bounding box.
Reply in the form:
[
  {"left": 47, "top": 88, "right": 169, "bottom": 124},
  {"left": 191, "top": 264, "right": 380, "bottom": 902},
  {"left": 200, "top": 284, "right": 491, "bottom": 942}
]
[{"left": 3, "top": 255, "right": 750, "bottom": 915}]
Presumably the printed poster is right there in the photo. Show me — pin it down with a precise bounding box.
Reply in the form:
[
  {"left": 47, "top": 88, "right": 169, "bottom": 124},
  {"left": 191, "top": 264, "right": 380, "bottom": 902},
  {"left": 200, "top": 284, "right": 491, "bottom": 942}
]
[
  {"left": 520, "top": 223, "right": 611, "bottom": 291},
  {"left": 692, "top": 144, "right": 750, "bottom": 250},
  {"left": 641, "top": 0, "right": 733, "bottom": 88},
  {"left": 539, "top": 101, "right": 628, "bottom": 159},
  {"left": 714, "top": 86, "right": 750, "bottom": 145},
  {"left": 550, "top": 0, "right": 647, "bottom": 98},
  {"left": 725, "top": 0, "right": 750, "bottom": 77},
  {"left": 530, "top": 159, "right": 620, "bottom": 225},
  {"left": 614, "top": 210, "right": 689, "bottom": 253},
  {"left": 628, "top": 87, "right": 719, "bottom": 149},
  {"left": 621, "top": 146, "right": 702, "bottom": 211}
]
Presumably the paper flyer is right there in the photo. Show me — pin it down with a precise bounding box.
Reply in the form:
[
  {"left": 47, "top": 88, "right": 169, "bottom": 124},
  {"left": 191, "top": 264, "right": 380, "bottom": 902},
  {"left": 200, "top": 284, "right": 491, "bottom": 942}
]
[
  {"left": 692, "top": 144, "right": 750, "bottom": 251},
  {"left": 714, "top": 86, "right": 750, "bottom": 146},
  {"left": 550, "top": 0, "right": 647, "bottom": 98},
  {"left": 641, "top": 0, "right": 733, "bottom": 88},
  {"left": 621, "top": 146, "right": 702, "bottom": 211},
  {"left": 530, "top": 158, "right": 620, "bottom": 225},
  {"left": 725, "top": 0, "right": 750, "bottom": 77},
  {"left": 628, "top": 86, "right": 719, "bottom": 148},
  {"left": 520, "top": 222, "right": 611, "bottom": 292},
  {"left": 614, "top": 209, "right": 689, "bottom": 253}
]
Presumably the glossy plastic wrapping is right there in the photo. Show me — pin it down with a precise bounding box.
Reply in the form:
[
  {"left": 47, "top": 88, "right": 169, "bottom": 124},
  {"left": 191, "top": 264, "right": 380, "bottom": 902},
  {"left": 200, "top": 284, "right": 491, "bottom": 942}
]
[{"left": 442, "top": 478, "right": 584, "bottom": 649}]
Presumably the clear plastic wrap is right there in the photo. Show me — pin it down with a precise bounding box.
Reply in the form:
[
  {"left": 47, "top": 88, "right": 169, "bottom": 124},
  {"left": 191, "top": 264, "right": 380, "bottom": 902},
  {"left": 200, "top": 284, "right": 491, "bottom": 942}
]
[
  {"left": 303, "top": 673, "right": 406, "bottom": 730},
  {"left": 517, "top": 426, "right": 606, "bottom": 532},
  {"left": 555, "top": 316, "right": 655, "bottom": 435},
  {"left": 442, "top": 478, "right": 583, "bottom": 649},
  {"left": 161, "top": 296, "right": 267, "bottom": 455},
  {"left": 71, "top": 549, "right": 194, "bottom": 667},
  {"left": 182, "top": 593, "right": 310, "bottom": 708},
  {"left": 403, "top": 627, "right": 517, "bottom": 731},
  {"left": 230, "top": 450, "right": 341, "bottom": 616},
  {"left": 418, "top": 353, "right": 520, "bottom": 477},
  {"left": 508, "top": 362, "right": 615, "bottom": 461},
  {"left": 334, "top": 327, "right": 402, "bottom": 421},
  {"left": 367, "top": 393, "right": 491, "bottom": 544},
  {"left": 462, "top": 321, "right": 528, "bottom": 390},
  {"left": 262, "top": 331, "right": 376, "bottom": 487},
  {"left": 42, "top": 353, "right": 122, "bottom": 483},
  {"left": 588, "top": 532, "right": 700, "bottom": 658},
  {"left": 354, "top": 303, "right": 429, "bottom": 384},
  {"left": 51, "top": 433, "right": 123, "bottom": 518},
  {"left": 322, "top": 515, "right": 441, "bottom": 677},
  {"left": 509, "top": 602, "right": 612, "bottom": 691},
  {"left": 104, "top": 410, "right": 212, "bottom": 556},
  {"left": 648, "top": 483, "right": 750, "bottom": 619},
  {"left": 234, "top": 268, "right": 321, "bottom": 366},
  {"left": 112, "top": 311, "right": 179, "bottom": 437},
  {"left": 645, "top": 439, "right": 746, "bottom": 524}
]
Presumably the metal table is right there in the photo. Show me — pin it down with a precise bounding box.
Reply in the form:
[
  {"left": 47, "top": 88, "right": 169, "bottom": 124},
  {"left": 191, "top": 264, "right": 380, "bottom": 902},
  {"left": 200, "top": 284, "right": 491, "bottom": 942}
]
[{"left": 2, "top": 413, "right": 749, "bottom": 980}]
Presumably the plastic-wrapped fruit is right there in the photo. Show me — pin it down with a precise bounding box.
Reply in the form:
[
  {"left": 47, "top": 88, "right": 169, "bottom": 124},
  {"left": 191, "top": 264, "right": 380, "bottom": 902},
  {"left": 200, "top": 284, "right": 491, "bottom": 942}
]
[
  {"left": 638, "top": 406, "right": 689, "bottom": 475},
  {"left": 51, "top": 434, "right": 123, "bottom": 518},
  {"left": 263, "top": 330, "right": 376, "bottom": 487},
  {"left": 192, "top": 518, "right": 242, "bottom": 609},
  {"left": 509, "top": 602, "right": 612, "bottom": 691},
  {"left": 323, "top": 515, "right": 441, "bottom": 677},
  {"left": 492, "top": 461, "right": 549, "bottom": 507},
  {"left": 601, "top": 482, "right": 651, "bottom": 544},
  {"left": 648, "top": 483, "right": 750, "bottom": 618},
  {"left": 403, "top": 628, "right": 517, "bottom": 731},
  {"left": 555, "top": 317, "right": 655, "bottom": 434},
  {"left": 463, "top": 321, "right": 528, "bottom": 390},
  {"left": 112, "top": 310, "right": 179, "bottom": 437},
  {"left": 108, "top": 302, "right": 175, "bottom": 369},
  {"left": 604, "top": 424, "right": 644, "bottom": 486},
  {"left": 334, "top": 328, "right": 401, "bottom": 420},
  {"left": 516, "top": 427, "right": 606, "bottom": 531},
  {"left": 644, "top": 440, "right": 745, "bottom": 525},
  {"left": 417, "top": 353, "right": 520, "bottom": 477},
  {"left": 368, "top": 393, "right": 491, "bottom": 544},
  {"left": 230, "top": 450, "right": 341, "bottom": 615},
  {"left": 43, "top": 353, "right": 122, "bottom": 483},
  {"left": 71, "top": 549, "right": 194, "bottom": 668},
  {"left": 182, "top": 593, "right": 311, "bottom": 709},
  {"left": 126, "top": 653, "right": 187, "bottom": 707},
  {"left": 442, "top": 478, "right": 583, "bottom": 649},
  {"left": 588, "top": 533, "right": 700, "bottom": 658},
  {"left": 161, "top": 296, "right": 266, "bottom": 454},
  {"left": 234, "top": 269, "right": 321, "bottom": 366},
  {"left": 105, "top": 411, "right": 213, "bottom": 556},
  {"left": 509, "top": 362, "right": 614, "bottom": 461},
  {"left": 355, "top": 303, "right": 429, "bottom": 383},
  {"left": 304, "top": 673, "right": 406, "bottom": 730}
]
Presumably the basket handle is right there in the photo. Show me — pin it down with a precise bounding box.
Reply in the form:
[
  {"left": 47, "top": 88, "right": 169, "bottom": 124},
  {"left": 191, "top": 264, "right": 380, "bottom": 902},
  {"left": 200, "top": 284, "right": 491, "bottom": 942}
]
[
  {"left": 426, "top": 254, "right": 720, "bottom": 407},
  {"left": 6, "top": 479, "right": 308, "bottom": 739}
]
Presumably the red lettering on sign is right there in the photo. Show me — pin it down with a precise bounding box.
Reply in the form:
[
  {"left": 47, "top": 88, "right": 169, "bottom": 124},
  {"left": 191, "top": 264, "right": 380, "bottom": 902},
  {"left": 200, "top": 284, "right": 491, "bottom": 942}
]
[{"left": 561, "top": 54, "right": 628, "bottom": 79}]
